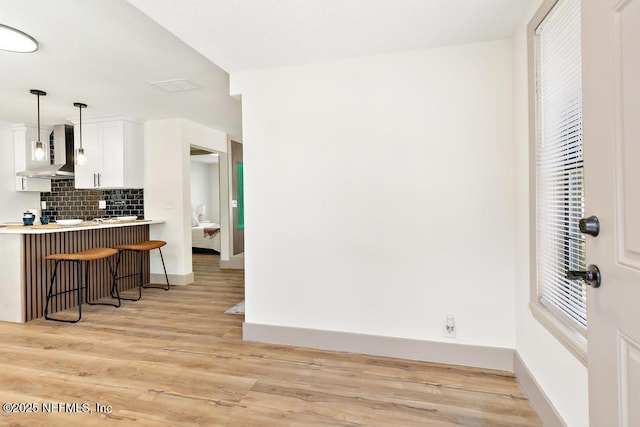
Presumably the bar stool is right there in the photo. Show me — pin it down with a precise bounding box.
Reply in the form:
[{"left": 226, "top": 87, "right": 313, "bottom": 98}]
[
  {"left": 112, "top": 240, "right": 170, "bottom": 301},
  {"left": 44, "top": 248, "right": 120, "bottom": 323}
]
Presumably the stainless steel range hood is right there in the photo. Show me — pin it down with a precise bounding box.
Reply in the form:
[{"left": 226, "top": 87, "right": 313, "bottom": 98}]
[{"left": 17, "top": 124, "right": 75, "bottom": 179}]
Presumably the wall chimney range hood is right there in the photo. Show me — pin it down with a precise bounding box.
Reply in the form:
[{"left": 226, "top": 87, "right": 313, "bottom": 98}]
[{"left": 17, "top": 124, "right": 75, "bottom": 179}]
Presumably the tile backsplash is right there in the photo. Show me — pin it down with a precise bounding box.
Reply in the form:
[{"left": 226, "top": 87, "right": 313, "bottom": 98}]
[{"left": 40, "top": 179, "right": 144, "bottom": 221}]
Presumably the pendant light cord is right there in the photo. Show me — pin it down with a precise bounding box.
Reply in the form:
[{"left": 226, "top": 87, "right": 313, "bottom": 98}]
[
  {"left": 36, "top": 93, "right": 40, "bottom": 142},
  {"left": 79, "top": 104, "right": 82, "bottom": 149},
  {"left": 73, "top": 102, "right": 87, "bottom": 150},
  {"left": 29, "top": 89, "right": 46, "bottom": 143}
]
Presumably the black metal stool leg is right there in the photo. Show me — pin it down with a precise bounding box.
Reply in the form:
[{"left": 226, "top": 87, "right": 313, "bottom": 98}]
[
  {"left": 159, "top": 248, "right": 170, "bottom": 291},
  {"left": 116, "top": 249, "right": 142, "bottom": 301},
  {"left": 86, "top": 258, "right": 121, "bottom": 308},
  {"left": 44, "top": 260, "right": 61, "bottom": 320},
  {"left": 44, "top": 260, "right": 82, "bottom": 323},
  {"left": 143, "top": 248, "right": 170, "bottom": 291},
  {"left": 84, "top": 260, "right": 90, "bottom": 303},
  {"left": 111, "top": 249, "right": 122, "bottom": 299},
  {"left": 137, "top": 249, "right": 143, "bottom": 298},
  {"left": 76, "top": 261, "right": 83, "bottom": 322},
  {"left": 107, "top": 258, "right": 121, "bottom": 307}
]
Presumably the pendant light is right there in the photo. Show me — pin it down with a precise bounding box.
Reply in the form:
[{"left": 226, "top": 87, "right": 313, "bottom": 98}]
[
  {"left": 74, "top": 102, "right": 87, "bottom": 165},
  {"left": 30, "top": 89, "right": 47, "bottom": 161}
]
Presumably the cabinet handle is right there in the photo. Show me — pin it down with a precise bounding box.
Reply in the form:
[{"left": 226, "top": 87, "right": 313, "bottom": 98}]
[
  {"left": 98, "top": 173, "right": 101, "bottom": 187},
  {"left": 21, "top": 177, "right": 26, "bottom": 191},
  {"left": 93, "top": 173, "right": 97, "bottom": 187}
]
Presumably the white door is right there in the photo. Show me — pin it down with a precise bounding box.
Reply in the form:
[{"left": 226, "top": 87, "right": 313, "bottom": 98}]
[
  {"left": 582, "top": 0, "right": 640, "bottom": 425},
  {"left": 74, "top": 122, "right": 100, "bottom": 189}
]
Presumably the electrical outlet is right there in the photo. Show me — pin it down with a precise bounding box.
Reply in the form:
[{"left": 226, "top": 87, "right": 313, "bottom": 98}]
[
  {"left": 41, "top": 201, "right": 47, "bottom": 210},
  {"left": 98, "top": 200, "right": 106, "bottom": 209},
  {"left": 443, "top": 315, "right": 456, "bottom": 338}
]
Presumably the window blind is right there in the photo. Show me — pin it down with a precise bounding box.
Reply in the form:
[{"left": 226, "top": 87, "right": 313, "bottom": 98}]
[{"left": 534, "top": 0, "right": 586, "bottom": 334}]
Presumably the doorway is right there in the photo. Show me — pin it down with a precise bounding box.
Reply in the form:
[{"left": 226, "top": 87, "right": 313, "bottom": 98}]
[
  {"left": 189, "top": 146, "right": 223, "bottom": 266},
  {"left": 230, "top": 140, "right": 244, "bottom": 256}
]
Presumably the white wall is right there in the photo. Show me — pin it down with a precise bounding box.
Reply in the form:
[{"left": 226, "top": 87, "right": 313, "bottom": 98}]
[
  {"left": 182, "top": 120, "right": 228, "bottom": 153},
  {"left": 189, "top": 159, "right": 220, "bottom": 223},
  {"left": 144, "top": 118, "right": 228, "bottom": 281},
  {"left": 208, "top": 162, "right": 220, "bottom": 223},
  {"left": 207, "top": 163, "right": 220, "bottom": 224},
  {"left": 232, "top": 40, "right": 516, "bottom": 348},
  {"left": 0, "top": 125, "right": 41, "bottom": 222},
  {"left": 511, "top": 4, "right": 589, "bottom": 426},
  {"left": 144, "top": 119, "right": 191, "bottom": 280}
]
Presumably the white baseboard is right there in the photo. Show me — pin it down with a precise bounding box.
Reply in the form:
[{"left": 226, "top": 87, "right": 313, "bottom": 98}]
[
  {"left": 242, "top": 323, "right": 567, "bottom": 424},
  {"left": 243, "top": 322, "right": 514, "bottom": 371},
  {"left": 150, "top": 272, "right": 193, "bottom": 286},
  {"left": 220, "top": 254, "right": 244, "bottom": 269},
  {"left": 514, "top": 351, "right": 566, "bottom": 426}
]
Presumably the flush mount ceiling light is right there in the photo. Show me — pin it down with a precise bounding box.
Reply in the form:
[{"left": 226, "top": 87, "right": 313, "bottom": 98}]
[
  {"left": 0, "top": 23, "right": 38, "bottom": 53},
  {"left": 30, "top": 89, "right": 47, "bottom": 161},
  {"left": 74, "top": 102, "right": 87, "bottom": 165}
]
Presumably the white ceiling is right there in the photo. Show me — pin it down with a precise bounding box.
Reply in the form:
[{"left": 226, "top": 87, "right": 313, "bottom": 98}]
[
  {"left": 127, "top": 0, "right": 534, "bottom": 73},
  {"left": 1, "top": 0, "right": 534, "bottom": 140},
  {"left": 0, "top": 0, "right": 242, "bottom": 136}
]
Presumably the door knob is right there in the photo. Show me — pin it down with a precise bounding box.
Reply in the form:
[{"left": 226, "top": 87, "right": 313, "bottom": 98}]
[
  {"left": 567, "top": 264, "right": 601, "bottom": 288},
  {"left": 579, "top": 215, "right": 600, "bottom": 237}
]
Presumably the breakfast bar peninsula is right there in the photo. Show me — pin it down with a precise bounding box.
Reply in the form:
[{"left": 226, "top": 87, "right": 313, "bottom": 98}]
[{"left": 0, "top": 219, "right": 164, "bottom": 322}]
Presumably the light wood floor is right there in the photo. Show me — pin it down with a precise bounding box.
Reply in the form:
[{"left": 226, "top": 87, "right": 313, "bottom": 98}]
[{"left": 0, "top": 254, "right": 541, "bottom": 426}]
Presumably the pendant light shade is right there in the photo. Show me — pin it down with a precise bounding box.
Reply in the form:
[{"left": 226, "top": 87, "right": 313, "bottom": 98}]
[
  {"left": 30, "top": 89, "right": 47, "bottom": 161},
  {"left": 74, "top": 102, "right": 87, "bottom": 165},
  {"left": 33, "top": 141, "right": 45, "bottom": 160}
]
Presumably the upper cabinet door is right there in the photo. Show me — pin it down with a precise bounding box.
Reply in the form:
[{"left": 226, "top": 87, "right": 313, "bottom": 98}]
[
  {"left": 73, "top": 122, "right": 100, "bottom": 189},
  {"left": 99, "top": 121, "right": 125, "bottom": 188},
  {"left": 13, "top": 125, "right": 51, "bottom": 192},
  {"left": 73, "top": 118, "right": 143, "bottom": 190}
]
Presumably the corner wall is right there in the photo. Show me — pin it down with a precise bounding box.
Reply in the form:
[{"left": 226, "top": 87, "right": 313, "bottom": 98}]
[
  {"left": 232, "top": 40, "right": 516, "bottom": 350},
  {"left": 143, "top": 118, "right": 228, "bottom": 283}
]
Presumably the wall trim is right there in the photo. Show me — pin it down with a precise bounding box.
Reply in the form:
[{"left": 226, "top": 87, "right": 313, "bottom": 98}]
[
  {"left": 243, "top": 322, "right": 514, "bottom": 372},
  {"left": 514, "top": 351, "right": 566, "bottom": 427},
  {"left": 151, "top": 272, "right": 193, "bottom": 286},
  {"left": 220, "top": 254, "right": 244, "bottom": 269}
]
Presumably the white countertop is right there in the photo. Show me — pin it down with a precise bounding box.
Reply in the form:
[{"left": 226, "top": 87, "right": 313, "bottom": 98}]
[{"left": 0, "top": 219, "right": 165, "bottom": 234}]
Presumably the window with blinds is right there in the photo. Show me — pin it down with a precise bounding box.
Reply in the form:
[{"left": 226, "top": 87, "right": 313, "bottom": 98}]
[{"left": 534, "top": 0, "right": 586, "bottom": 335}]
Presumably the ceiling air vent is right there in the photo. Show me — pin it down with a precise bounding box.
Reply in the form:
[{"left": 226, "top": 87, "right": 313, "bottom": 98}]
[{"left": 149, "top": 78, "right": 200, "bottom": 92}]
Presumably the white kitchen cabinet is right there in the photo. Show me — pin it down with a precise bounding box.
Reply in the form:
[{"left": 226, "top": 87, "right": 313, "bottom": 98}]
[
  {"left": 13, "top": 125, "right": 51, "bottom": 192},
  {"left": 73, "top": 117, "right": 143, "bottom": 189}
]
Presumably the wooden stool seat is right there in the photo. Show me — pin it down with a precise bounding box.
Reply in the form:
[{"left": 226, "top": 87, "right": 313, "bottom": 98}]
[
  {"left": 113, "top": 240, "right": 166, "bottom": 252},
  {"left": 44, "top": 247, "right": 120, "bottom": 323},
  {"left": 113, "top": 240, "right": 170, "bottom": 301},
  {"left": 46, "top": 248, "right": 118, "bottom": 262}
]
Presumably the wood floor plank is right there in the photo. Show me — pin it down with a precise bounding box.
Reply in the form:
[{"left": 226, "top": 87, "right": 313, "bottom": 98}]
[{"left": 0, "top": 253, "right": 541, "bottom": 426}]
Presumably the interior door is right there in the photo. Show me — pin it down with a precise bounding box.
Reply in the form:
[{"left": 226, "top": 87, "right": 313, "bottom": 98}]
[
  {"left": 230, "top": 140, "right": 244, "bottom": 255},
  {"left": 582, "top": 1, "right": 640, "bottom": 425}
]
